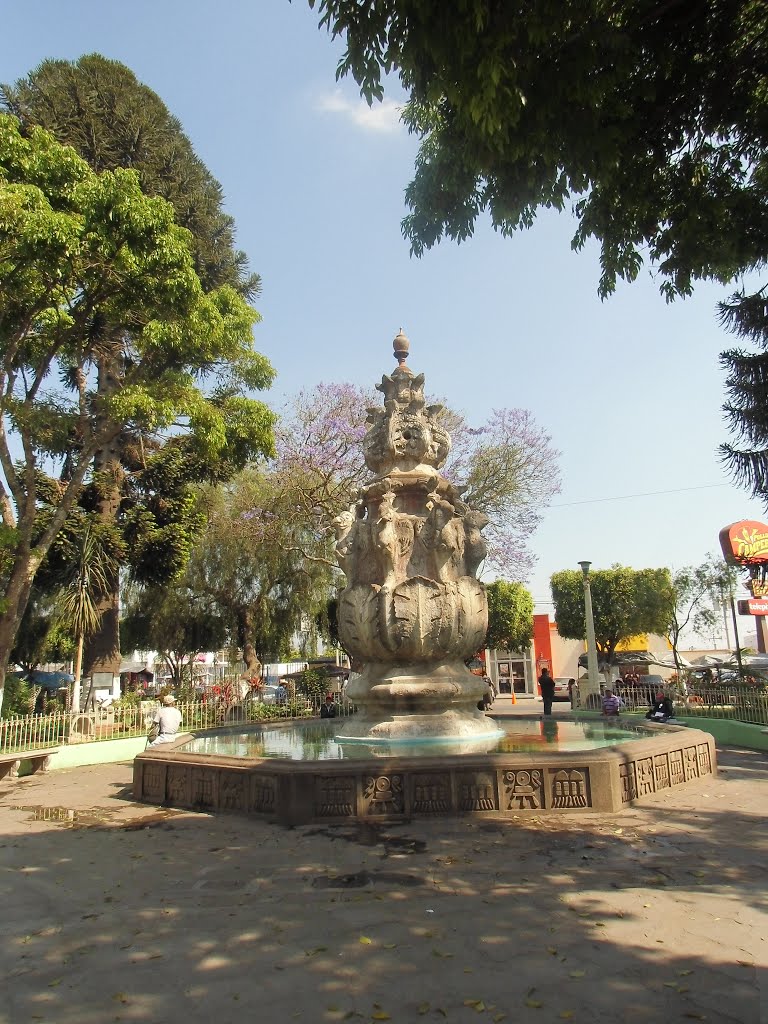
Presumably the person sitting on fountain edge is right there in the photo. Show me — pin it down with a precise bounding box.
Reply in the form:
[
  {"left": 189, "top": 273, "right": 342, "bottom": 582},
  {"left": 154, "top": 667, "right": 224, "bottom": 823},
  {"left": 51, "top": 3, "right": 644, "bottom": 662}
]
[
  {"left": 320, "top": 693, "right": 337, "bottom": 719},
  {"left": 646, "top": 690, "right": 675, "bottom": 722},
  {"left": 601, "top": 689, "right": 621, "bottom": 717}
]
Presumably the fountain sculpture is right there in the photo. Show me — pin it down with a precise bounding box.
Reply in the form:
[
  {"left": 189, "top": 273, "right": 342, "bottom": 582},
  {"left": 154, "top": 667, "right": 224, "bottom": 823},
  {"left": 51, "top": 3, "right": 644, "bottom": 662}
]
[{"left": 333, "top": 329, "right": 499, "bottom": 744}]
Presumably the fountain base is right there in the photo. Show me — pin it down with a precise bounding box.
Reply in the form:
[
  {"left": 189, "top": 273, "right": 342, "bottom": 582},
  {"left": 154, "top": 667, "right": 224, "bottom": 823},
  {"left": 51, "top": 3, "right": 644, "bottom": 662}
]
[{"left": 341, "top": 660, "right": 496, "bottom": 741}]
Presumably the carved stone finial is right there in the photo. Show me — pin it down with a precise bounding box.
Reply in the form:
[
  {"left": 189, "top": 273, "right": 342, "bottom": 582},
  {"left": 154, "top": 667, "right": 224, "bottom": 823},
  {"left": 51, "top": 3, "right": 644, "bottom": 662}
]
[{"left": 393, "top": 328, "right": 410, "bottom": 367}]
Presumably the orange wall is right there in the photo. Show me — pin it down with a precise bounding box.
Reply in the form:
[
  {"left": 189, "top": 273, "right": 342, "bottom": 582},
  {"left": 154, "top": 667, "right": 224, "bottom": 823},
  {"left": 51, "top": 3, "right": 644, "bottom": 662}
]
[{"left": 533, "top": 614, "right": 553, "bottom": 672}]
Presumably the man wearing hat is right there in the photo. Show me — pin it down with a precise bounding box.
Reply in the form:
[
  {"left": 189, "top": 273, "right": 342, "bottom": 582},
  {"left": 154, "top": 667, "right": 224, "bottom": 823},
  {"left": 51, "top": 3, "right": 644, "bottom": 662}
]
[{"left": 149, "top": 693, "right": 183, "bottom": 746}]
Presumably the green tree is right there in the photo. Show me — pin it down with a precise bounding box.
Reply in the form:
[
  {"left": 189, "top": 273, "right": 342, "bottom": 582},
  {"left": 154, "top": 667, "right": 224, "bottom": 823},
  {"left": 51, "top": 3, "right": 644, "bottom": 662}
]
[
  {"left": 0, "top": 114, "right": 273, "bottom": 709},
  {"left": 485, "top": 580, "right": 533, "bottom": 652},
  {"left": 313, "top": 1, "right": 767, "bottom": 300},
  {"left": 120, "top": 584, "right": 226, "bottom": 691},
  {"left": 276, "top": 382, "right": 560, "bottom": 580},
  {"left": 550, "top": 565, "right": 673, "bottom": 668},
  {"left": 2, "top": 56, "right": 272, "bottom": 679},
  {"left": 665, "top": 559, "right": 739, "bottom": 670},
  {"left": 181, "top": 467, "right": 337, "bottom": 676}
]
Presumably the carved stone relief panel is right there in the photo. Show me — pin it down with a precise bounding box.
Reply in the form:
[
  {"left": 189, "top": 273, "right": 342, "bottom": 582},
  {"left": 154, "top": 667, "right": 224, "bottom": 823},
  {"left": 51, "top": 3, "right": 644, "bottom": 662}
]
[
  {"left": 142, "top": 764, "right": 166, "bottom": 802},
  {"left": 697, "top": 744, "right": 712, "bottom": 775},
  {"left": 411, "top": 772, "right": 452, "bottom": 813},
  {"left": 191, "top": 769, "right": 218, "bottom": 810},
  {"left": 684, "top": 746, "right": 699, "bottom": 780},
  {"left": 653, "top": 754, "right": 670, "bottom": 789},
  {"left": 363, "top": 774, "right": 405, "bottom": 816},
  {"left": 636, "top": 757, "right": 655, "bottom": 796},
  {"left": 316, "top": 776, "right": 356, "bottom": 817},
  {"left": 503, "top": 768, "right": 543, "bottom": 810},
  {"left": 250, "top": 774, "right": 276, "bottom": 814},
  {"left": 457, "top": 771, "right": 497, "bottom": 811},
  {"left": 220, "top": 772, "right": 246, "bottom": 811},
  {"left": 551, "top": 768, "right": 589, "bottom": 808},
  {"left": 166, "top": 765, "right": 189, "bottom": 805},
  {"left": 669, "top": 749, "right": 685, "bottom": 787},
  {"left": 619, "top": 761, "right": 637, "bottom": 803}
]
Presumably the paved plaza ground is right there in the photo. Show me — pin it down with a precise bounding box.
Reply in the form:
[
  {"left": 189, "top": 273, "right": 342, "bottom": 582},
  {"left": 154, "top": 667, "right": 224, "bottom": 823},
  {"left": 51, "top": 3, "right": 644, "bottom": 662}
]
[{"left": 0, "top": 700, "right": 766, "bottom": 1024}]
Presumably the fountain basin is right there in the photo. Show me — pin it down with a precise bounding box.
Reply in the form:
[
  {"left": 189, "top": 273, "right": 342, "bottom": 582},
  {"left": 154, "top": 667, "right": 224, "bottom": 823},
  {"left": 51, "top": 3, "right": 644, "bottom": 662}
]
[{"left": 132, "top": 716, "right": 716, "bottom": 824}]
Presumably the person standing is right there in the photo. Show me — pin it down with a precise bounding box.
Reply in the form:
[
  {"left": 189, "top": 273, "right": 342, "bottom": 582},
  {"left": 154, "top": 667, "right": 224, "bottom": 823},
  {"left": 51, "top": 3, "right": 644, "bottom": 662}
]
[
  {"left": 567, "top": 677, "right": 576, "bottom": 706},
  {"left": 538, "top": 667, "right": 556, "bottom": 716}
]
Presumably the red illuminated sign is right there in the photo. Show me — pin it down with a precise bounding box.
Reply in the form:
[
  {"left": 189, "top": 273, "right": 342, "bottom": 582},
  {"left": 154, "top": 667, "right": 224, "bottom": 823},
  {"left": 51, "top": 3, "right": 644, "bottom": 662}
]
[{"left": 719, "top": 521, "right": 768, "bottom": 565}]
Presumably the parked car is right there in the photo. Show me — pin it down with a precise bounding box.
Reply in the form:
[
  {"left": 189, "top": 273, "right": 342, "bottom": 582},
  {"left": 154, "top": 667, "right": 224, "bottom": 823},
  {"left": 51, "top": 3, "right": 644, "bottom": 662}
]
[
  {"left": 553, "top": 677, "right": 573, "bottom": 701},
  {"left": 256, "top": 684, "right": 278, "bottom": 705}
]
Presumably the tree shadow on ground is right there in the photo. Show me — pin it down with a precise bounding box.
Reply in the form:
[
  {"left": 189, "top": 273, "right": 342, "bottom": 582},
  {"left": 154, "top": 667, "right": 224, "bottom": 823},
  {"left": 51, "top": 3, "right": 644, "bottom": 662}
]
[{"left": 0, "top": 746, "right": 765, "bottom": 1024}]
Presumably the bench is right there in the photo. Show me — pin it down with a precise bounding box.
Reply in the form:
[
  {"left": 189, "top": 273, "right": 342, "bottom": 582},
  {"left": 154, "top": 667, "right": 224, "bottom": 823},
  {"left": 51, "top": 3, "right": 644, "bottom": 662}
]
[{"left": 0, "top": 748, "right": 58, "bottom": 781}]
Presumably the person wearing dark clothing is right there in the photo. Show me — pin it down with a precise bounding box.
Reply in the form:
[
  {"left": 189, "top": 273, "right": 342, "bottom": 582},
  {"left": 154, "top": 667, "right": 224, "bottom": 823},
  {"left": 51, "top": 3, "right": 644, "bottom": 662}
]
[
  {"left": 646, "top": 691, "right": 674, "bottom": 722},
  {"left": 538, "top": 668, "right": 556, "bottom": 716},
  {"left": 320, "top": 694, "right": 338, "bottom": 718}
]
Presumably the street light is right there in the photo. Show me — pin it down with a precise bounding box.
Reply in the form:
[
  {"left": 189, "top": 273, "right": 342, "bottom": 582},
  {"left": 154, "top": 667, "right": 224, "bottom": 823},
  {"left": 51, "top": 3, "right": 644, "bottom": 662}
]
[{"left": 579, "top": 561, "right": 601, "bottom": 704}]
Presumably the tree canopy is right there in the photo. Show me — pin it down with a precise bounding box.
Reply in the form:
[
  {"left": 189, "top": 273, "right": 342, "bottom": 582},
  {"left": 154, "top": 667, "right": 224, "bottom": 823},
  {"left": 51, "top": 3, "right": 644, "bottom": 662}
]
[
  {"left": 276, "top": 381, "right": 560, "bottom": 580},
  {"left": 550, "top": 565, "right": 673, "bottom": 666},
  {"left": 664, "top": 558, "right": 737, "bottom": 668},
  {"left": 180, "top": 467, "right": 336, "bottom": 676},
  {"left": 2, "top": 54, "right": 258, "bottom": 296},
  {"left": 313, "top": 0, "right": 768, "bottom": 300},
  {"left": 0, "top": 114, "right": 274, "bottom": 700},
  {"left": 485, "top": 579, "right": 533, "bottom": 653},
  {"left": 2, "top": 56, "right": 273, "bottom": 680}
]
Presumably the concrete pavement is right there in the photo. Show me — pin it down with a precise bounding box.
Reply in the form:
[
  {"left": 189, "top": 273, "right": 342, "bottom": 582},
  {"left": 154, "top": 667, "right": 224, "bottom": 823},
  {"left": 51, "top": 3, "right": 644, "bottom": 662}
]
[{"left": 0, "top": 724, "right": 766, "bottom": 1024}]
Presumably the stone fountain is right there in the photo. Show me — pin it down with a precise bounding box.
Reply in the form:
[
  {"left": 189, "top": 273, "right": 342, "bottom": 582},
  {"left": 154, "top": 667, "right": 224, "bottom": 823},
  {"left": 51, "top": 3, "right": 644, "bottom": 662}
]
[
  {"left": 333, "top": 330, "right": 500, "bottom": 744},
  {"left": 132, "top": 331, "right": 717, "bottom": 823}
]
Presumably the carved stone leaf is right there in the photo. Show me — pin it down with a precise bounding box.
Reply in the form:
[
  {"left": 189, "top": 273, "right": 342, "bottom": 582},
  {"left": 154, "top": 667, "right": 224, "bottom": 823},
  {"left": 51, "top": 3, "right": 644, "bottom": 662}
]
[{"left": 339, "top": 585, "right": 387, "bottom": 660}]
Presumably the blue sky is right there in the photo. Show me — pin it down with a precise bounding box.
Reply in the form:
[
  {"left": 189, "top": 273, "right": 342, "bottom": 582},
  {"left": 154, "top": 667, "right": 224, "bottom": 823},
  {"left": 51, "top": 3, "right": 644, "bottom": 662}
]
[{"left": 3, "top": 0, "right": 764, "bottom": 641}]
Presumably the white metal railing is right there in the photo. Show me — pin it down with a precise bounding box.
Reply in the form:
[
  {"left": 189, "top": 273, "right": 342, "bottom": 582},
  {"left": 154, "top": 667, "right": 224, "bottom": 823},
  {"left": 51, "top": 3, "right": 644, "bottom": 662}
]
[
  {"left": 0, "top": 692, "right": 355, "bottom": 755},
  {"left": 601, "top": 683, "right": 768, "bottom": 726}
]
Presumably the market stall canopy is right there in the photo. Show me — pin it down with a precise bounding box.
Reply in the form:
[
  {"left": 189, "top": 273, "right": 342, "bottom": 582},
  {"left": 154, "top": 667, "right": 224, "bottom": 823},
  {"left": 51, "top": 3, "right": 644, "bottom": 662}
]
[
  {"left": 690, "top": 654, "right": 732, "bottom": 667},
  {"left": 27, "top": 670, "right": 74, "bottom": 690},
  {"left": 283, "top": 664, "right": 348, "bottom": 680},
  {"left": 577, "top": 650, "right": 656, "bottom": 668},
  {"left": 653, "top": 652, "right": 693, "bottom": 668},
  {"left": 119, "top": 661, "right": 154, "bottom": 676}
]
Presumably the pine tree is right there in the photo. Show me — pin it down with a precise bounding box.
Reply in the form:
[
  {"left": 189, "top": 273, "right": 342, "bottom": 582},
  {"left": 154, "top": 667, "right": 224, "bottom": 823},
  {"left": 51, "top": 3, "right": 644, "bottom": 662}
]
[{"left": 719, "top": 288, "right": 768, "bottom": 500}]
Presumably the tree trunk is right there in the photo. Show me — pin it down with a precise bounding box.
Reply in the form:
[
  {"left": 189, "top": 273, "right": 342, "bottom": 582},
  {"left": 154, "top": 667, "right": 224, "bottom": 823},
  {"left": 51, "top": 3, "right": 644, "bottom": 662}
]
[
  {"left": 237, "top": 608, "right": 261, "bottom": 677},
  {"left": 0, "top": 545, "right": 41, "bottom": 712},
  {"left": 82, "top": 354, "right": 123, "bottom": 681}
]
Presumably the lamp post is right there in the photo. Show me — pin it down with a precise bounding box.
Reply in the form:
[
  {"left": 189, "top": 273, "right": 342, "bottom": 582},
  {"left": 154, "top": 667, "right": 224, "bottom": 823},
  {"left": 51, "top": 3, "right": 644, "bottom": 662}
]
[{"left": 579, "top": 561, "right": 601, "bottom": 703}]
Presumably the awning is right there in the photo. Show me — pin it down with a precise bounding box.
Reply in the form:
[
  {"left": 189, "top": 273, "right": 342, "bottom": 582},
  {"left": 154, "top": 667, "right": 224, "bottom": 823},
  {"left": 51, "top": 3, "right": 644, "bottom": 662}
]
[
  {"left": 653, "top": 652, "right": 693, "bottom": 668},
  {"left": 28, "top": 670, "right": 74, "bottom": 690},
  {"left": 119, "top": 661, "right": 154, "bottom": 676},
  {"left": 577, "top": 650, "right": 656, "bottom": 668}
]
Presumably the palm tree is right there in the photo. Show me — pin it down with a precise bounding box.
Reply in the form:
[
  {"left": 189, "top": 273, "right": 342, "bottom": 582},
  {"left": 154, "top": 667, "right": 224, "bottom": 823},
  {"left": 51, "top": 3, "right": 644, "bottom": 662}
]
[{"left": 54, "top": 526, "right": 115, "bottom": 712}]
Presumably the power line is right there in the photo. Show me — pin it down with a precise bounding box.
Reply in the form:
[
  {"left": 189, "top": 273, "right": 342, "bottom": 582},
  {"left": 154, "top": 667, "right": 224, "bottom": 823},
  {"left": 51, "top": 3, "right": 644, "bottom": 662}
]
[{"left": 551, "top": 483, "right": 729, "bottom": 508}]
